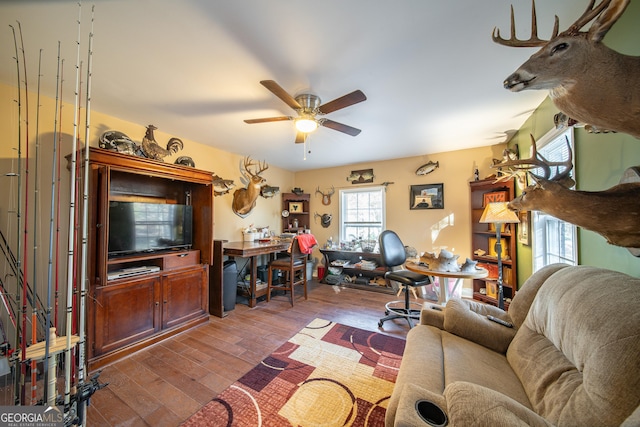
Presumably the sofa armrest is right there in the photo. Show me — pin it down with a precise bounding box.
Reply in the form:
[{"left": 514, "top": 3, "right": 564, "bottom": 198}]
[
  {"left": 442, "top": 299, "right": 516, "bottom": 353},
  {"left": 393, "top": 383, "right": 448, "bottom": 427},
  {"left": 420, "top": 303, "right": 445, "bottom": 329},
  {"left": 444, "top": 382, "right": 554, "bottom": 427}
]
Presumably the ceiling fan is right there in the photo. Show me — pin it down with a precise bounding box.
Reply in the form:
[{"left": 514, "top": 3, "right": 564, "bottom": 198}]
[{"left": 244, "top": 80, "right": 367, "bottom": 143}]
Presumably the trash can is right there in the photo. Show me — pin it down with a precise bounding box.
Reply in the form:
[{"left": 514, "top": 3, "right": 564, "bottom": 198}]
[
  {"left": 257, "top": 265, "right": 268, "bottom": 283},
  {"left": 223, "top": 260, "right": 238, "bottom": 312}
]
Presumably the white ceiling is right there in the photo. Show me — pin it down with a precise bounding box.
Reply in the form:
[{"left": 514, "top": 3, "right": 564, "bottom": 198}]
[{"left": 0, "top": 0, "right": 590, "bottom": 171}]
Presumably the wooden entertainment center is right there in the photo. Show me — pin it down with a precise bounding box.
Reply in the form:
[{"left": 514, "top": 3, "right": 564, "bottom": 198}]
[{"left": 84, "top": 147, "right": 214, "bottom": 370}]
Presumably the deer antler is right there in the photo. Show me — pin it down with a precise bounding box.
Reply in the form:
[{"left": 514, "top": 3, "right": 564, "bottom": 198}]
[
  {"left": 244, "top": 156, "right": 269, "bottom": 178},
  {"left": 562, "top": 0, "right": 613, "bottom": 36},
  {"left": 492, "top": 0, "right": 559, "bottom": 47},
  {"left": 492, "top": 135, "right": 574, "bottom": 186}
]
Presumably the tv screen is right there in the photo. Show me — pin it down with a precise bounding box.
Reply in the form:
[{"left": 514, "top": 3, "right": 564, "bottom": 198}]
[{"left": 108, "top": 201, "right": 193, "bottom": 256}]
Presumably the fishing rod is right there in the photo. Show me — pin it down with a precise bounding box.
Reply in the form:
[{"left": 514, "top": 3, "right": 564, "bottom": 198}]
[
  {"left": 64, "top": 2, "right": 82, "bottom": 410},
  {"left": 30, "top": 48, "right": 43, "bottom": 406},
  {"left": 44, "top": 41, "right": 62, "bottom": 408},
  {"left": 76, "top": 7, "right": 94, "bottom": 424},
  {"left": 9, "top": 21, "right": 24, "bottom": 406},
  {"left": 0, "top": 231, "right": 47, "bottom": 334},
  {"left": 55, "top": 59, "right": 65, "bottom": 332},
  {"left": 16, "top": 23, "right": 32, "bottom": 405}
]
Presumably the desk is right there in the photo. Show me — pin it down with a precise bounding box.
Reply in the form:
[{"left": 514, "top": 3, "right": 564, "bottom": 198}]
[
  {"left": 405, "top": 261, "right": 488, "bottom": 305},
  {"left": 223, "top": 240, "right": 290, "bottom": 308}
]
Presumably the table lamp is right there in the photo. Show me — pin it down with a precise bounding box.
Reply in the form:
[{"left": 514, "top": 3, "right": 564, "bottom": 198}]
[{"left": 479, "top": 201, "right": 520, "bottom": 309}]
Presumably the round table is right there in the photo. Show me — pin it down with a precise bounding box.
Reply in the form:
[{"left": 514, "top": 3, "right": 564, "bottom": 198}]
[{"left": 405, "top": 261, "right": 488, "bottom": 305}]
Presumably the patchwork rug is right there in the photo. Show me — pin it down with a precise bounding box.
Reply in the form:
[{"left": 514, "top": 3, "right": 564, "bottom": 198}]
[{"left": 182, "top": 318, "right": 406, "bottom": 426}]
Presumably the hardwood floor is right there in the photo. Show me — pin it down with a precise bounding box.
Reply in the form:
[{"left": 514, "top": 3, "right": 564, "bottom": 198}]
[{"left": 86, "top": 280, "right": 414, "bottom": 426}]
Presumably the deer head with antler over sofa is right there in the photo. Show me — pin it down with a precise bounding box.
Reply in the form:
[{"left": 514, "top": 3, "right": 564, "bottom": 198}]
[{"left": 493, "top": 0, "right": 640, "bottom": 139}]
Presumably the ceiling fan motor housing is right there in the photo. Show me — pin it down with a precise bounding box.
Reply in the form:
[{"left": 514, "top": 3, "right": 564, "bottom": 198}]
[{"left": 295, "top": 94, "right": 321, "bottom": 113}]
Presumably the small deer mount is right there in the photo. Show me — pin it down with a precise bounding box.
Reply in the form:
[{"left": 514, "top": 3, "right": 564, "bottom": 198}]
[
  {"left": 314, "top": 212, "right": 333, "bottom": 228},
  {"left": 232, "top": 156, "right": 269, "bottom": 218},
  {"left": 315, "top": 186, "right": 335, "bottom": 205}
]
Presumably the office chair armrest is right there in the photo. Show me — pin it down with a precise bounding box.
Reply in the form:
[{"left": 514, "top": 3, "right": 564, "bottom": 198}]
[{"left": 442, "top": 298, "right": 516, "bottom": 353}]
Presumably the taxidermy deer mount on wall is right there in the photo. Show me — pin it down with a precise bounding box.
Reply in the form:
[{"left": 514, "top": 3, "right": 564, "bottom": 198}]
[
  {"left": 315, "top": 186, "right": 335, "bottom": 205},
  {"left": 232, "top": 157, "right": 269, "bottom": 218},
  {"left": 493, "top": 136, "right": 640, "bottom": 252},
  {"left": 493, "top": 0, "right": 640, "bottom": 139}
]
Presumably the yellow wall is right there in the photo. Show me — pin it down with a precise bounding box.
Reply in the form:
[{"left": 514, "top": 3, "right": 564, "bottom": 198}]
[
  {"left": 0, "top": 82, "right": 296, "bottom": 245},
  {"left": 295, "top": 145, "right": 506, "bottom": 270}
]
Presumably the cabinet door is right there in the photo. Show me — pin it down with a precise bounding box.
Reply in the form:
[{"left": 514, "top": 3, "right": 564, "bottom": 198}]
[
  {"left": 162, "top": 265, "right": 208, "bottom": 329},
  {"left": 93, "top": 276, "right": 161, "bottom": 356}
]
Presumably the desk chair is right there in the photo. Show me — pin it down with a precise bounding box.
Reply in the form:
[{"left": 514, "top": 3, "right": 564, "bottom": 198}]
[
  {"left": 267, "top": 237, "right": 308, "bottom": 306},
  {"left": 378, "top": 230, "right": 432, "bottom": 328}
]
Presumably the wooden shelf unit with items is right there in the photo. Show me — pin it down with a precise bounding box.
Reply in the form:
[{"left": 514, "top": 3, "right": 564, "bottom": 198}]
[
  {"left": 319, "top": 249, "right": 392, "bottom": 294},
  {"left": 84, "top": 147, "right": 214, "bottom": 370},
  {"left": 281, "top": 192, "right": 310, "bottom": 233},
  {"left": 469, "top": 178, "right": 517, "bottom": 309}
]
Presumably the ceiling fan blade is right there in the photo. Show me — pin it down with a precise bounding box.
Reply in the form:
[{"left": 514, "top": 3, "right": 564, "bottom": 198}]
[
  {"left": 244, "top": 116, "right": 292, "bottom": 124},
  {"left": 321, "top": 119, "right": 362, "bottom": 136},
  {"left": 260, "top": 80, "right": 301, "bottom": 110},
  {"left": 318, "top": 90, "right": 367, "bottom": 114},
  {"left": 295, "top": 132, "right": 307, "bottom": 144}
]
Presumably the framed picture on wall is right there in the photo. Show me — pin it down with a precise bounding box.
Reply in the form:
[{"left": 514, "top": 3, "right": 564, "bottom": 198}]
[
  {"left": 289, "top": 202, "right": 303, "bottom": 213},
  {"left": 410, "top": 184, "right": 444, "bottom": 210}
]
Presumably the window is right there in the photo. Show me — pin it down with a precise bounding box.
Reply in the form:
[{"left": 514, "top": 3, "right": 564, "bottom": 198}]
[
  {"left": 339, "top": 186, "right": 386, "bottom": 248},
  {"left": 531, "top": 127, "right": 578, "bottom": 271}
]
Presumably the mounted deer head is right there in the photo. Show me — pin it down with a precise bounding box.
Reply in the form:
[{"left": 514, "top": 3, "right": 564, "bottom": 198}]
[
  {"left": 492, "top": 134, "right": 575, "bottom": 189},
  {"left": 315, "top": 185, "right": 335, "bottom": 205},
  {"left": 232, "top": 157, "right": 269, "bottom": 218},
  {"left": 501, "top": 138, "right": 640, "bottom": 250},
  {"left": 493, "top": 0, "right": 640, "bottom": 139}
]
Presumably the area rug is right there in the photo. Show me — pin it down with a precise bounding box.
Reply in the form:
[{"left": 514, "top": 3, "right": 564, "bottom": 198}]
[{"left": 182, "top": 318, "right": 406, "bottom": 427}]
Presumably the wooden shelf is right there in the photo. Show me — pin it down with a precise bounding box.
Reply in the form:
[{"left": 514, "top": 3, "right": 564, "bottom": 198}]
[
  {"left": 282, "top": 192, "right": 311, "bottom": 233},
  {"left": 469, "top": 178, "right": 517, "bottom": 309}
]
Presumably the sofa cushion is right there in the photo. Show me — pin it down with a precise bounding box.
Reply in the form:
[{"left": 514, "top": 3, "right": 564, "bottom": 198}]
[
  {"left": 508, "top": 263, "right": 568, "bottom": 328},
  {"left": 508, "top": 265, "right": 640, "bottom": 426},
  {"left": 442, "top": 332, "right": 531, "bottom": 409},
  {"left": 444, "top": 382, "right": 554, "bottom": 427},
  {"left": 443, "top": 299, "right": 516, "bottom": 353}
]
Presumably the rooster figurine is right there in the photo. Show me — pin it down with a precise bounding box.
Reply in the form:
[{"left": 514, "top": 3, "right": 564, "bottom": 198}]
[{"left": 141, "top": 124, "right": 184, "bottom": 161}]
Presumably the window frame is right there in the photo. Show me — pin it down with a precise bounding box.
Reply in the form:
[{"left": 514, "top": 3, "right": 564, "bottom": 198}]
[
  {"left": 338, "top": 186, "right": 386, "bottom": 247},
  {"left": 529, "top": 126, "right": 578, "bottom": 271}
]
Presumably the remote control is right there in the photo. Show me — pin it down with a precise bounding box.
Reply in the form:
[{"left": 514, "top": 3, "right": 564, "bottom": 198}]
[{"left": 487, "top": 315, "right": 513, "bottom": 328}]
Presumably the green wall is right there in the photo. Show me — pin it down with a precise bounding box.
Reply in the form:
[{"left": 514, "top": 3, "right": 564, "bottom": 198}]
[{"left": 508, "top": 0, "right": 640, "bottom": 281}]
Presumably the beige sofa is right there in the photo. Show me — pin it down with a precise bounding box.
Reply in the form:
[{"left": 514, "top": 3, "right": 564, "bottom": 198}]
[{"left": 386, "top": 264, "right": 640, "bottom": 427}]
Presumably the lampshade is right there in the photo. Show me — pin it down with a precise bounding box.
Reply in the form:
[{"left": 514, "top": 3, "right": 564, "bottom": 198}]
[
  {"left": 295, "top": 117, "right": 318, "bottom": 133},
  {"left": 479, "top": 202, "right": 520, "bottom": 224}
]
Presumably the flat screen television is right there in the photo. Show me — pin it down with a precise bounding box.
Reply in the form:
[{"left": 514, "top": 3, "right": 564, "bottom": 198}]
[{"left": 108, "top": 201, "right": 193, "bottom": 257}]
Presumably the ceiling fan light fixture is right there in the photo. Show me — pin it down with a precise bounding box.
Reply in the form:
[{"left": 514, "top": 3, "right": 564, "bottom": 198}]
[{"left": 295, "top": 117, "right": 318, "bottom": 133}]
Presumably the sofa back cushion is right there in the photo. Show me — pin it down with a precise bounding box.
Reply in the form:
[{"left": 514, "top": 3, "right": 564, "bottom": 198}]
[
  {"left": 508, "top": 263, "right": 568, "bottom": 328},
  {"left": 507, "top": 265, "right": 640, "bottom": 426}
]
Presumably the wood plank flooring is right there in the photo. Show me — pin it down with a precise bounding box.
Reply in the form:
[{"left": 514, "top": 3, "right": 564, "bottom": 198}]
[{"left": 86, "top": 280, "right": 414, "bottom": 426}]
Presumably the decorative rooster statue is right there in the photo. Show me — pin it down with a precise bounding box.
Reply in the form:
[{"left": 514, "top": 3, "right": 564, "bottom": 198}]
[{"left": 141, "top": 124, "right": 184, "bottom": 161}]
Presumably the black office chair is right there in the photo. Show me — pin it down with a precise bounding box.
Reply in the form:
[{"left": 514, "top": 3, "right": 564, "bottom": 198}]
[{"left": 378, "top": 230, "right": 432, "bottom": 328}]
